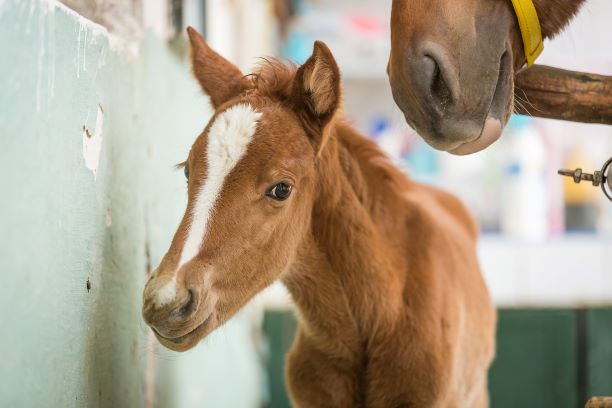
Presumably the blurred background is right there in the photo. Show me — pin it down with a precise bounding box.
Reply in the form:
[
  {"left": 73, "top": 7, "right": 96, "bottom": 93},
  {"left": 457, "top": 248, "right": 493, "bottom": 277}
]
[{"left": 0, "top": 0, "right": 611, "bottom": 407}]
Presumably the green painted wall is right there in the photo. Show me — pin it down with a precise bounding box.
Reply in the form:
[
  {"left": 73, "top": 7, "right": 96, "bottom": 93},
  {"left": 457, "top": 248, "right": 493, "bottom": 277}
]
[{"left": 0, "top": 1, "right": 261, "bottom": 407}]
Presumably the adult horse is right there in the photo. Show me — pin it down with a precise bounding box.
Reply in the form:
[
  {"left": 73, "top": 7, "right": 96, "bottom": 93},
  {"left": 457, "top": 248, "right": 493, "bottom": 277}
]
[
  {"left": 142, "top": 27, "right": 496, "bottom": 407},
  {"left": 387, "top": 0, "right": 588, "bottom": 154}
]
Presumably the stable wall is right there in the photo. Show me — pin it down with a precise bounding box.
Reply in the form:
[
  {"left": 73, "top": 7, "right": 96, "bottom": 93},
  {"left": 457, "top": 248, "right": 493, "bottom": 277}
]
[{"left": 0, "top": 1, "right": 260, "bottom": 406}]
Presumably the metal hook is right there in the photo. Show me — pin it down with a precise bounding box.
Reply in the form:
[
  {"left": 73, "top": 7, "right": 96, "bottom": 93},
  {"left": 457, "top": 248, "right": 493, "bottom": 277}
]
[{"left": 558, "top": 156, "right": 612, "bottom": 202}]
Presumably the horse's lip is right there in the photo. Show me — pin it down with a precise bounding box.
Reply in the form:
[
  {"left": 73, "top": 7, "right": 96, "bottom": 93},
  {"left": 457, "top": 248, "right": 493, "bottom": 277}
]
[
  {"left": 448, "top": 50, "right": 511, "bottom": 155},
  {"left": 448, "top": 117, "right": 503, "bottom": 155},
  {"left": 153, "top": 313, "right": 214, "bottom": 344}
]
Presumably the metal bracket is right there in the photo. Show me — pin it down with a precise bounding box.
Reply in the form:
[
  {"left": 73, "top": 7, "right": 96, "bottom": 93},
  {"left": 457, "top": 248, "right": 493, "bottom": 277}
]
[{"left": 558, "top": 156, "right": 612, "bottom": 202}]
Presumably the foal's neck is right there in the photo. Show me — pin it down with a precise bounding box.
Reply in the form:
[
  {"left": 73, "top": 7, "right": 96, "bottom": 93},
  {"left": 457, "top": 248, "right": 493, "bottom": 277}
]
[{"left": 283, "top": 127, "right": 403, "bottom": 349}]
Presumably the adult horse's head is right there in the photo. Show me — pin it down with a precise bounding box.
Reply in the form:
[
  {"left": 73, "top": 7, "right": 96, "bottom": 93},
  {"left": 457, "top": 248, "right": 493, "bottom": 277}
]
[
  {"left": 388, "top": 0, "right": 585, "bottom": 154},
  {"left": 142, "top": 28, "right": 341, "bottom": 351}
]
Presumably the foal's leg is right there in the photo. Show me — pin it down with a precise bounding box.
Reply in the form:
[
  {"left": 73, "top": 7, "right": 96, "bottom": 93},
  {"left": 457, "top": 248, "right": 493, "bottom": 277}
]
[{"left": 285, "top": 329, "right": 361, "bottom": 408}]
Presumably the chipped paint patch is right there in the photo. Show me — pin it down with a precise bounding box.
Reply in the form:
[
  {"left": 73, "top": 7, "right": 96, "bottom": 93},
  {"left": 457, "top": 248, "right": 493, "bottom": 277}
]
[
  {"left": 53, "top": 0, "right": 140, "bottom": 57},
  {"left": 83, "top": 104, "right": 104, "bottom": 178},
  {"left": 46, "top": 0, "right": 108, "bottom": 37}
]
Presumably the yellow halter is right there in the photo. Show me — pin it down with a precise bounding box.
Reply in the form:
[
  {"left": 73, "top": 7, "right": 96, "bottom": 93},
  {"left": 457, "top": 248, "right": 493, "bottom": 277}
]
[{"left": 509, "top": 0, "right": 544, "bottom": 66}]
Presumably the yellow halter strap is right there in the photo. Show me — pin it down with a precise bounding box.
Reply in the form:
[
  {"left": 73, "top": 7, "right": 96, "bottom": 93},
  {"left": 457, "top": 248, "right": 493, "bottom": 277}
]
[{"left": 509, "top": 0, "right": 544, "bottom": 66}]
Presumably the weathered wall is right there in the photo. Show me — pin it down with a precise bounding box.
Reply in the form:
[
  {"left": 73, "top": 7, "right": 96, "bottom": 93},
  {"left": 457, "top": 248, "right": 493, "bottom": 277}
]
[{"left": 0, "top": 1, "right": 261, "bottom": 406}]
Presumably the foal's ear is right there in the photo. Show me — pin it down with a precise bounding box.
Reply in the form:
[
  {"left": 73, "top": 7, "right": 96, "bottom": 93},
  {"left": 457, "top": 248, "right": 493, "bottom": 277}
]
[
  {"left": 187, "top": 27, "right": 251, "bottom": 109},
  {"left": 292, "top": 41, "right": 341, "bottom": 137}
]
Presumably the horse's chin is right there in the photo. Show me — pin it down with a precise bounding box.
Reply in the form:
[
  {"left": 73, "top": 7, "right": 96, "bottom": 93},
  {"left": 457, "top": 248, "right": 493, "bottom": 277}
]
[{"left": 448, "top": 118, "right": 503, "bottom": 155}]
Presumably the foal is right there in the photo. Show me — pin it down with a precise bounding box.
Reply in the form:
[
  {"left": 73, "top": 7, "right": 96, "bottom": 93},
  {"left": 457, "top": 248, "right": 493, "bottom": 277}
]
[{"left": 142, "top": 27, "right": 496, "bottom": 407}]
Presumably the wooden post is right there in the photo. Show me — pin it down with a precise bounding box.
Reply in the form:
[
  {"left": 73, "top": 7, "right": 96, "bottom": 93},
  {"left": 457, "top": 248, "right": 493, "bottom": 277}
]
[{"left": 514, "top": 65, "right": 612, "bottom": 125}]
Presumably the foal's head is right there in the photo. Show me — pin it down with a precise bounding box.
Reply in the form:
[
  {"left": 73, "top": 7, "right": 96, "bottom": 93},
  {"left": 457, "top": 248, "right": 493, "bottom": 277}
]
[{"left": 142, "top": 28, "right": 341, "bottom": 351}]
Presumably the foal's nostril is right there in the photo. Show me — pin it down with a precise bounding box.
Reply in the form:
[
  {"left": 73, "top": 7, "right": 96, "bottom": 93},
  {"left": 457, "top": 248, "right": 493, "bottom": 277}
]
[{"left": 177, "top": 289, "right": 196, "bottom": 316}]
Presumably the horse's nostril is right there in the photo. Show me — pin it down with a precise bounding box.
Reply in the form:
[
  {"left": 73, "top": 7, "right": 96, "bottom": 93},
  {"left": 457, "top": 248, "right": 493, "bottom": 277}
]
[
  {"left": 177, "top": 289, "right": 195, "bottom": 316},
  {"left": 425, "top": 55, "right": 453, "bottom": 110}
]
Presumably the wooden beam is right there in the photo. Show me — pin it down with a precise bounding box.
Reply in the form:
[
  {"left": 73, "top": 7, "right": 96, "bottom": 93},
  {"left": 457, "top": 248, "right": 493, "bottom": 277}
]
[{"left": 514, "top": 65, "right": 612, "bottom": 125}]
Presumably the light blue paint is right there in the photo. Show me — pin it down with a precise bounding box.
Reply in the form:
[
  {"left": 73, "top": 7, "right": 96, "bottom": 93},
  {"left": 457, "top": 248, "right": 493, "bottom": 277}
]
[{"left": 0, "top": 1, "right": 261, "bottom": 406}]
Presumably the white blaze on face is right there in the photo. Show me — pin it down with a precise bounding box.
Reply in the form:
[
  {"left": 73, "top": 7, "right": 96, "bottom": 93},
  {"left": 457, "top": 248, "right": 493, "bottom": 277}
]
[{"left": 179, "top": 103, "right": 262, "bottom": 267}]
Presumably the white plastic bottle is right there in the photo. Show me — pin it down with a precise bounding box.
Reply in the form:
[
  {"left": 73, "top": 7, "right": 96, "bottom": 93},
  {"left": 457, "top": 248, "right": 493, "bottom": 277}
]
[{"left": 500, "top": 116, "right": 549, "bottom": 241}]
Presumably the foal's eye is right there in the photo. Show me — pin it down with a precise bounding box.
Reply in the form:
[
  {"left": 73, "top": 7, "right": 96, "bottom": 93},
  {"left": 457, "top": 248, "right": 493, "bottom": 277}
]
[
  {"left": 184, "top": 166, "right": 189, "bottom": 181},
  {"left": 266, "top": 183, "right": 293, "bottom": 201}
]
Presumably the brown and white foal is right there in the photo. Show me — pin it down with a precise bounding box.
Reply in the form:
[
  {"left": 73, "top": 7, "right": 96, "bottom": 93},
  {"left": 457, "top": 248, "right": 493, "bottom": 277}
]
[{"left": 142, "top": 27, "right": 496, "bottom": 407}]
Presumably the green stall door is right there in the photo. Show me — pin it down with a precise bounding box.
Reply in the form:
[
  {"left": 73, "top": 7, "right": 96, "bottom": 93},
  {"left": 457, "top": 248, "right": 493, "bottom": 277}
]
[
  {"left": 586, "top": 309, "right": 612, "bottom": 399},
  {"left": 488, "top": 310, "right": 579, "bottom": 408},
  {"left": 263, "top": 308, "right": 612, "bottom": 408}
]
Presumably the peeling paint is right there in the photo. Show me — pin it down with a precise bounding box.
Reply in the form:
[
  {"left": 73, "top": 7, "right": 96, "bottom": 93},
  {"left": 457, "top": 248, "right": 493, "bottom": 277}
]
[
  {"left": 46, "top": 3, "right": 55, "bottom": 109},
  {"left": 25, "top": 1, "right": 36, "bottom": 34},
  {"left": 55, "top": 0, "right": 140, "bottom": 57},
  {"left": 82, "top": 27, "right": 87, "bottom": 72},
  {"left": 35, "top": 0, "right": 44, "bottom": 112},
  {"left": 82, "top": 104, "right": 104, "bottom": 178},
  {"left": 47, "top": 0, "right": 107, "bottom": 37}
]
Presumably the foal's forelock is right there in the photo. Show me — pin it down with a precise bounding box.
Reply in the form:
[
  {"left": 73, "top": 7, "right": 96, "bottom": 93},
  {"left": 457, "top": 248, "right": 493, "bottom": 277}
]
[{"left": 152, "top": 103, "right": 262, "bottom": 309}]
